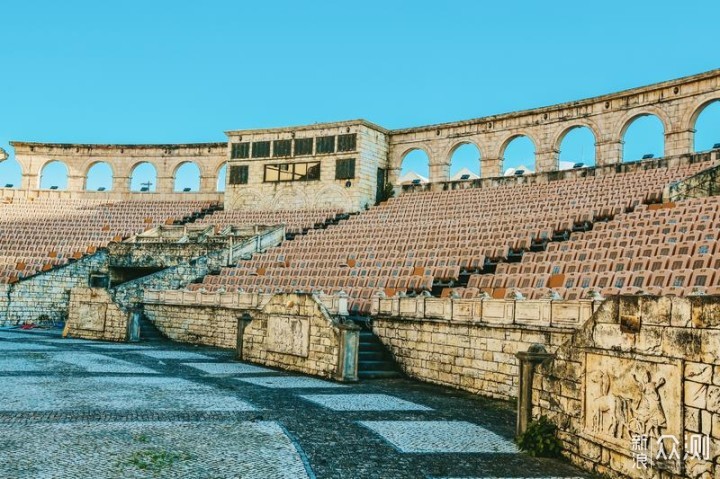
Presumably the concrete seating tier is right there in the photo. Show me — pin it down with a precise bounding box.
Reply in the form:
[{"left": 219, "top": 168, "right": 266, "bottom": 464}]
[
  {"left": 0, "top": 198, "right": 217, "bottom": 283},
  {"left": 196, "top": 160, "right": 712, "bottom": 313}
]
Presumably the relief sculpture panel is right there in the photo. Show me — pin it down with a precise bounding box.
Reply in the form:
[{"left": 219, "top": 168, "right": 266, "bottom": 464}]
[{"left": 584, "top": 353, "right": 682, "bottom": 451}]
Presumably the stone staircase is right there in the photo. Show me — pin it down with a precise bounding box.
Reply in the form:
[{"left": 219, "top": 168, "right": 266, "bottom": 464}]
[
  {"left": 139, "top": 315, "right": 166, "bottom": 342},
  {"left": 355, "top": 322, "right": 402, "bottom": 379}
]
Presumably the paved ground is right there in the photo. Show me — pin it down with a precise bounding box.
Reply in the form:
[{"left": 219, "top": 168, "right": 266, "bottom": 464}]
[{"left": 0, "top": 328, "right": 589, "bottom": 479}]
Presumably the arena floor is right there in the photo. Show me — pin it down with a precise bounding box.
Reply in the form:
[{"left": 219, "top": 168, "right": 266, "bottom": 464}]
[{"left": 0, "top": 329, "right": 587, "bottom": 479}]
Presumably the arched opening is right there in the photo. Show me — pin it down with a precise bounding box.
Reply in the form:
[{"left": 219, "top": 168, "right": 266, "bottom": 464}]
[
  {"left": 558, "top": 126, "right": 596, "bottom": 169},
  {"left": 0, "top": 157, "right": 22, "bottom": 189},
  {"left": 622, "top": 114, "right": 664, "bottom": 162},
  {"left": 693, "top": 100, "right": 720, "bottom": 152},
  {"left": 501, "top": 135, "right": 535, "bottom": 176},
  {"left": 39, "top": 161, "right": 69, "bottom": 190},
  {"left": 449, "top": 143, "right": 481, "bottom": 180},
  {"left": 399, "top": 149, "right": 430, "bottom": 184},
  {"left": 130, "top": 162, "right": 157, "bottom": 192},
  {"left": 85, "top": 162, "right": 113, "bottom": 191},
  {"left": 217, "top": 163, "right": 227, "bottom": 192},
  {"left": 174, "top": 162, "right": 201, "bottom": 192}
]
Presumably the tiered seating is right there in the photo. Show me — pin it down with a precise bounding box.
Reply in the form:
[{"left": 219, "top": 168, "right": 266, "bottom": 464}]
[
  {"left": 487, "top": 195, "right": 720, "bottom": 299},
  {"left": 193, "top": 160, "right": 713, "bottom": 312},
  {"left": 195, "top": 209, "right": 341, "bottom": 235},
  {"left": 0, "top": 198, "right": 217, "bottom": 283}
]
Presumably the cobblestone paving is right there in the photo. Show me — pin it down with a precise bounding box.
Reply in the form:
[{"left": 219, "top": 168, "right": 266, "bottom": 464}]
[
  {"left": 301, "top": 394, "right": 432, "bottom": 411},
  {"left": 0, "top": 328, "right": 589, "bottom": 478},
  {"left": 137, "top": 350, "right": 214, "bottom": 360}
]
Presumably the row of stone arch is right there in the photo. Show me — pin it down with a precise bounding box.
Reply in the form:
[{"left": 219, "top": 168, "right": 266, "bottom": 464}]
[
  {"left": 33, "top": 160, "right": 228, "bottom": 192},
  {"left": 400, "top": 100, "right": 720, "bottom": 179}
]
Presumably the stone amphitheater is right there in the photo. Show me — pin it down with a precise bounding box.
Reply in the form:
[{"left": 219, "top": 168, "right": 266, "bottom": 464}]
[{"left": 2, "top": 69, "right": 720, "bottom": 478}]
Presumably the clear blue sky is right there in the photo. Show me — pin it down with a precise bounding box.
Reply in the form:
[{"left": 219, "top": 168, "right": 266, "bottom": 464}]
[{"left": 1, "top": 0, "right": 719, "bottom": 188}]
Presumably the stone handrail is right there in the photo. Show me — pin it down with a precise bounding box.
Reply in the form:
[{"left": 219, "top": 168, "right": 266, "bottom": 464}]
[
  {"left": 143, "top": 290, "right": 345, "bottom": 316},
  {"left": 371, "top": 295, "right": 599, "bottom": 328}
]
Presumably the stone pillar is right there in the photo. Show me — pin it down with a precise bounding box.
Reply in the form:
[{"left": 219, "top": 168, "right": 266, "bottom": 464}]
[
  {"left": 665, "top": 129, "right": 695, "bottom": 157},
  {"left": 481, "top": 157, "right": 502, "bottom": 178},
  {"left": 595, "top": 140, "right": 623, "bottom": 166},
  {"left": 515, "top": 344, "right": 554, "bottom": 436},
  {"left": 156, "top": 175, "right": 174, "bottom": 194},
  {"left": 235, "top": 312, "right": 253, "bottom": 360},
  {"left": 67, "top": 174, "right": 85, "bottom": 192},
  {"left": 200, "top": 175, "right": 216, "bottom": 193},
  {"left": 127, "top": 307, "right": 142, "bottom": 342},
  {"left": 429, "top": 162, "right": 450, "bottom": 183},
  {"left": 535, "top": 149, "right": 558, "bottom": 174},
  {"left": 335, "top": 321, "right": 360, "bottom": 382},
  {"left": 337, "top": 291, "right": 349, "bottom": 316}
]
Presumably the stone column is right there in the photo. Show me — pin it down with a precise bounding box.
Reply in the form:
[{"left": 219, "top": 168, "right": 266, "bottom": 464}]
[
  {"left": 200, "top": 175, "right": 216, "bottom": 193},
  {"left": 429, "top": 161, "right": 450, "bottom": 183},
  {"left": 535, "top": 149, "right": 558, "bottom": 174},
  {"left": 481, "top": 157, "right": 502, "bottom": 178},
  {"left": 665, "top": 129, "right": 695, "bottom": 157},
  {"left": 515, "top": 344, "right": 554, "bottom": 436},
  {"left": 595, "top": 140, "right": 623, "bottom": 166}
]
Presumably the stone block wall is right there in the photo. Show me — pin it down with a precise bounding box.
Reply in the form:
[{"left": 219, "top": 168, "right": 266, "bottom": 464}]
[
  {"left": 532, "top": 295, "right": 720, "bottom": 478},
  {"left": 0, "top": 251, "right": 108, "bottom": 326},
  {"left": 145, "top": 292, "right": 357, "bottom": 380},
  {"left": 145, "top": 303, "right": 238, "bottom": 349},
  {"left": 64, "top": 287, "right": 129, "bottom": 341},
  {"left": 373, "top": 317, "right": 575, "bottom": 400}
]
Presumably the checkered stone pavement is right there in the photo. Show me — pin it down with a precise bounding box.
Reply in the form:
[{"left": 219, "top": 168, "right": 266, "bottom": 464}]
[
  {"left": 182, "top": 362, "right": 277, "bottom": 375},
  {"left": 0, "top": 329, "right": 587, "bottom": 478},
  {"left": 300, "top": 394, "right": 432, "bottom": 411},
  {"left": 237, "top": 375, "right": 347, "bottom": 389},
  {"left": 359, "top": 421, "right": 519, "bottom": 453},
  {"left": 137, "top": 350, "right": 214, "bottom": 360},
  {"left": 0, "top": 421, "right": 311, "bottom": 479}
]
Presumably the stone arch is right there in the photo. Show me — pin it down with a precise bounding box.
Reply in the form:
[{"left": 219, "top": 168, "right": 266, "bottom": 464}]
[
  {"left": 498, "top": 133, "right": 537, "bottom": 175},
  {"left": 85, "top": 161, "right": 114, "bottom": 191},
  {"left": 39, "top": 160, "right": 69, "bottom": 190},
  {"left": 313, "top": 185, "right": 351, "bottom": 209},
  {"left": 271, "top": 188, "right": 309, "bottom": 210},
  {"left": 216, "top": 162, "right": 228, "bottom": 192},
  {"left": 687, "top": 97, "right": 720, "bottom": 152},
  {"left": 446, "top": 141, "right": 483, "bottom": 179},
  {"left": 129, "top": 161, "right": 158, "bottom": 192},
  {"left": 398, "top": 147, "right": 431, "bottom": 184},
  {"left": 618, "top": 112, "right": 666, "bottom": 162},
  {"left": 553, "top": 123, "right": 598, "bottom": 168},
  {"left": 173, "top": 161, "right": 201, "bottom": 192},
  {"left": 0, "top": 154, "right": 22, "bottom": 188}
]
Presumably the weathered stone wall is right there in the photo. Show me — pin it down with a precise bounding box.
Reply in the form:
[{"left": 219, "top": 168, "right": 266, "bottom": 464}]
[
  {"left": 145, "top": 302, "right": 239, "bottom": 349},
  {"left": 225, "top": 121, "right": 389, "bottom": 213},
  {"left": 533, "top": 295, "right": 720, "bottom": 479},
  {"left": 145, "top": 292, "right": 357, "bottom": 380},
  {"left": 9, "top": 141, "right": 227, "bottom": 196},
  {"left": 373, "top": 317, "right": 576, "bottom": 400},
  {"left": 0, "top": 251, "right": 108, "bottom": 326},
  {"left": 64, "top": 287, "right": 129, "bottom": 341}
]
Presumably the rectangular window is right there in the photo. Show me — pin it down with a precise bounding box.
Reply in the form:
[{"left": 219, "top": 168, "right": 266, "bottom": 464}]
[
  {"left": 316, "top": 135, "right": 335, "bottom": 154},
  {"left": 229, "top": 165, "right": 249, "bottom": 185},
  {"left": 294, "top": 138, "right": 313, "bottom": 156},
  {"left": 337, "top": 133, "right": 357, "bottom": 152},
  {"left": 231, "top": 142, "right": 250, "bottom": 159},
  {"left": 264, "top": 162, "right": 321, "bottom": 183},
  {"left": 273, "top": 139, "right": 292, "bottom": 157},
  {"left": 335, "top": 158, "right": 356, "bottom": 180},
  {"left": 252, "top": 141, "right": 271, "bottom": 158}
]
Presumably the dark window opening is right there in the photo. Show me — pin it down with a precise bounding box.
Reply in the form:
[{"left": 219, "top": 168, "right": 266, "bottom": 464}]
[
  {"left": 335, "top": 158, "right": 356, "bottom": 180},
  {"left": 337, "top": 134, "right": 357, "bottom": 152},
  {"left": 273, "top": 140, "right": 292, "bottom": 157},
  {"left": 231, "top": 142, "right": 250, "bottom": 159},
  {"left": 294, "top": 138, "right": 314, "bottom": 156},
  {"left": 252, "top": 141, "right": 271, "bottom": 158},
  {"left": 264, "top": 162, "right": 321, "bottom": 183},
  {"left": 229, "top": 165, "right": 249, "bottom": 185},
  {"left": 316, "top": 136, "right": 336, "bottom": 154}
]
